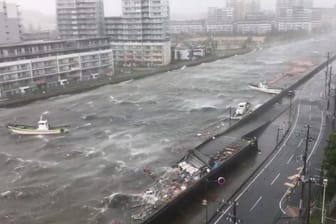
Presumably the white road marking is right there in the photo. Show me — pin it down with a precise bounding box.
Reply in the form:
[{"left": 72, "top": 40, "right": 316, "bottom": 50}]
[
  {"left": 236, "top": 104, "right": 301, "bottom": 201},
  {"left": 279, "top": 110, "right": 324, "bottom": 215},
  {"left": 270, "top": 173, "right": 281, "bottom": 185},
  {"left": 286, "top": 155, "right": 294, "bottom": 165},
  {"left": 297, "top": 139, "right": 304, "bottom": 148},
  {"left": 308, "top": 111, "right": 324, "bottom": 161},
  {"left": 249, "top": 196, "right": 263, "bottom": 212},
  {"left": 279, "top": 190, "right": 289, "bottom": 214},
  {"left": 214, "top": 105, "right": 302, "bottom": 224}
]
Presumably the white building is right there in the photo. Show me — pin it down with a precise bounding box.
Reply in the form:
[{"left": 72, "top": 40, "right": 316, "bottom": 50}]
[
  {"left": 0, "top": 49, "right": 114, "bottom": 97},
  {"left": 276, "top": 0, "right": 313, "bottom": 32},
  {"left": 111, "top": 42, "right": 170, "bottom": 67},
  {"left": 106, "top": 0, "right": 171, "bottom": 67},
  {"left": 0, "top": 2, "right": 22, "bottom": 44},
  {"left": 235, "top": 20, "right": 272, "bottom": 34},
  {"left": 169, "top": 20, "right": 206, "bottom": 34},
  {"left": 206, "top": 24, "right": 234, "bottom": 33},
  {"left": 207, "top": 7, "right": 234, "bottom": 24},
  {"left": 56, "top": 0, "right": 105, "bottom": 39}
]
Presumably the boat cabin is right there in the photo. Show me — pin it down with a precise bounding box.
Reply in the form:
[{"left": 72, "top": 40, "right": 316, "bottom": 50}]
[
  {"left": 37, "top": 117, "right": 50, "bottom": 130},
  {"left": 258, "top": 81, "right": 269, "bottom": 89}
]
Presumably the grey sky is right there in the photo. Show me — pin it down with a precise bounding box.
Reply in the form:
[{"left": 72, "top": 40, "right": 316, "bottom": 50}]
[{"left": 4, "top": 0, "right": 336, "bottom": 18}]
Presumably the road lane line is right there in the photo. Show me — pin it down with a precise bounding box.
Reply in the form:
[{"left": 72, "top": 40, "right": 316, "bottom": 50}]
[
  {"left": 215, "top": 104, "right": 302, "bottom": 223},
  {"left": 308, "top": 111, "right": 324, "bottom": 161},
  {"left": 235, "top": 104, "right": 301, "bottom": 201},
  {"left": 297, "top": 139, "right": 304, "bottom": 148},
  {"left": 279, "top": 190, "right": 289, "bottom": 214},
  {"left": 270, "top": 173, "right": 280, "bottom": 185},
  {"left": 279, "top": 110, "right": 324, "bottom": 215},
  {"left": 286, "top": 155, "right": 294, "bottom": 165},
  {"left": 249, "top": 196, "right": 263, "bottom": 212}
]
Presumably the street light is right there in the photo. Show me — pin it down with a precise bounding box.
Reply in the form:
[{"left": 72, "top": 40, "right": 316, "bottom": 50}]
[
  {"left": 321, "top": 178, "right": 328, "bottom": 224},
  {"left": 287, "top": 90, "right": 295, "bottom": 126},
  {"left": 204, "top": 177, "right": 226, "bottom": 224}
]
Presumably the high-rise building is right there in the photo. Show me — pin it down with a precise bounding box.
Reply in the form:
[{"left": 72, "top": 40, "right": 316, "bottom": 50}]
[
  {"left": 0, "top": 2, "right": 22, "bottom": 44},
  {"left": 56, "top": 0, "right": 105, "bottom": 39},
  {"left": 276, "top": 0, "right": 313, "bottom": 32},
  {"left": 105, "top": 0, "right": 171, "bottom": 67},
  {"left": 207, "top": 7, "right": 234, "bottom": 24}
]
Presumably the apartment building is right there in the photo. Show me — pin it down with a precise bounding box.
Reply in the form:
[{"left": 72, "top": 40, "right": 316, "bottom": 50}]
[
  {"left": 235, "top": 20, "right": 272, "bottom": 34},
  {"left": 0, "top": 37, "right": 110, "bottom": 63},
  {"left": 169, "top": 20, "right": 206, "bottom": 34},
  {"left": 276, "top": 0, "right": 313, "bottom": 32},
  {"left": 106, "top": 0, "right": 171, "bottom": 67},
  {"left": 0, "top": 1, "right": 22, "bottom": 44},
  {"left": 207, "top": 7, "right": 234, "bottom": 24},
  {"left": 0, "top": 49, "right": 113, "bottom": 97},
  {"left": 56, "top": 0, "right": 105, "bottom": 39}
]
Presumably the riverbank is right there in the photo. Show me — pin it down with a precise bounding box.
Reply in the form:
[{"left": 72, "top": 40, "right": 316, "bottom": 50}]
[{"left": 0, "top": 48, "right": 250, "bottom": 108}]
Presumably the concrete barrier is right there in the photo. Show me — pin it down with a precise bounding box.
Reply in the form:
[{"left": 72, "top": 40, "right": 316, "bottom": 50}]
[
  {"left": 0, "top": 49, "right": 251, "bottom": 108},
  {"left": 196, "top": 55, "right": 336, "bottom": 151}
]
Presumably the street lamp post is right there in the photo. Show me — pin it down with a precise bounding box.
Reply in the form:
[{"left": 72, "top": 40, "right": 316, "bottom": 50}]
[
  {"left": 300, "top": 125, "right": 310, "bottom": 215},
  {"left": 321, "top": 178, "right": 328, "bottom": 224},
  {"left": 288, "top": 90, "right": 294, "bottom": 126},
  {"left": 204, "top": 177, "right": 226, "bottom": 224}
]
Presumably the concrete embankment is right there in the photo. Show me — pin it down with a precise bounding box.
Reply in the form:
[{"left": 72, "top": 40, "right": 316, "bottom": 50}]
[
  {"left": 195, "top": 54, "right": 336, "bottom": 152},
  {"left": 0, "top": 49, "right": 250, "bottom": 108}
]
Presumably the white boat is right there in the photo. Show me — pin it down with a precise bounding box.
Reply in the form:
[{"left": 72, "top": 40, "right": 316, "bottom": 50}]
[
  {"left": 7, "top": 116, "right": 69, "bottom": 135},
  {"left": 248, "top": 81, "right": 282, "bottom": 94},
  {"left": 231, "top": 102, "right": 251, "bottom": 120}
]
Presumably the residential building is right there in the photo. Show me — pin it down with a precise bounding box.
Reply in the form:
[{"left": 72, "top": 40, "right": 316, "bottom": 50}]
[
  {"left": 207, "top": 7, "right": 234, "bottom": 24},
  {"left": 21, "top": 30, "right": 57, "bottom": 41},
  {"left": 0, "top": 2, "right": 22, "bottom": 44},
  {"left": 206, "top": 24, "right": 234, "bottom": 33},
  {"left": 235, "top": 20, "right": 272, "bottom": 34},
  {"left": 56, "top": 0, "right": 105, "bottom": 39},
  {"left": 0, "top": 49, "right": 113, "bottom": 97},
  {"left": 276, "top": 0, "right": 313, "bottom": 32},
  {"left": 169, "top": 20, "right": 206, "bottom": 34},
  {"left": 111, "top": 42, "right": 170, "bottom": 67},
  {"left": 0, "top": 37, "right": 110, "bottom": 63},
  {"left": 174, "top": 46, "right": 206, "bottom": 61},
  {"left": 106, "top": 0, "right": 171, "bottom": 67}
]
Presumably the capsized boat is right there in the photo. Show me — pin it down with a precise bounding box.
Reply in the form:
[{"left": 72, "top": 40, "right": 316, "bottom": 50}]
[
  {"left": 248, "top": 81, "right": 282, "bottom": 94},
  {"left": 7, "top": 116, "right": 69, "bottom": 135}
]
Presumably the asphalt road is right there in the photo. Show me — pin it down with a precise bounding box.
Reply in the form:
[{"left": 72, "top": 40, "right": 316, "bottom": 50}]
[{"left": 211, "top": 61, "right": 332, "bottom": 224}]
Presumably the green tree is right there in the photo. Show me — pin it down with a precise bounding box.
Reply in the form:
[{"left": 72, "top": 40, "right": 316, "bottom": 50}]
[{"left": 324, "top": 131, "right": 336, "bottom": 197}]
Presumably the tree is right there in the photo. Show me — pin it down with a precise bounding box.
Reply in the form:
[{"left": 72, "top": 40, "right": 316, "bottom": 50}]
[{"left": 324, "top": 131, "right": 336, "bottom": 197}]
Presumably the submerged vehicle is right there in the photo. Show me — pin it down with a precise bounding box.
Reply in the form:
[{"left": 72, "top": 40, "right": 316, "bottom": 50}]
[
  {"left": 231, "top": 102, "right": 251, "bottom": 120},
  {"left": 7, "top": 116, "right": 69, "bottom": 135},
  {"left": 131, "top": 136, "right": 258, "bottom": 223},
  {"left": 248, "top": 81, "right": 282, "bottom": 94}
]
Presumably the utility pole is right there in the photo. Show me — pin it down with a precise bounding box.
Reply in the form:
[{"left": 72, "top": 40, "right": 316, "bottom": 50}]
[
  {"left": 325, "top": 52, "right": 330, "bottom": 98},
  {"left": 276, "top": 126, "right": 281, "bottom": 145},
  {"left": 233, "top": 201, "right": 237, "bottom": 224},
  {"left": 306, "top": 178, "right": 312, "bottom": 224},
  {"left": 288, "top": 90, "right": 294, "bottom": 126},
  {"left": 300, "top": 125, "right": 310, "bottom": 215},
  {"left": 327, "top": 66, "right": 332, "bottom": 110},
  {"left": 229, "top": 107, "right": 232, "bottom": 128}
]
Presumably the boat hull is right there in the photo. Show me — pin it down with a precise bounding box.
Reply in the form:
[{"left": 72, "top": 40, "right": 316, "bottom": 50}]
[
  {"left": 248, "top": 84, "right": 282, "bottom": 94},
  {"left": 7, "top": 125, "right": 68, "bottom": 135}
]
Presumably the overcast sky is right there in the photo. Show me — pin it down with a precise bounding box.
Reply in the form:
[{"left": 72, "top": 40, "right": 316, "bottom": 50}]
[{"left": 4, "top": 0, "right": 336, "bottom": 18}]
